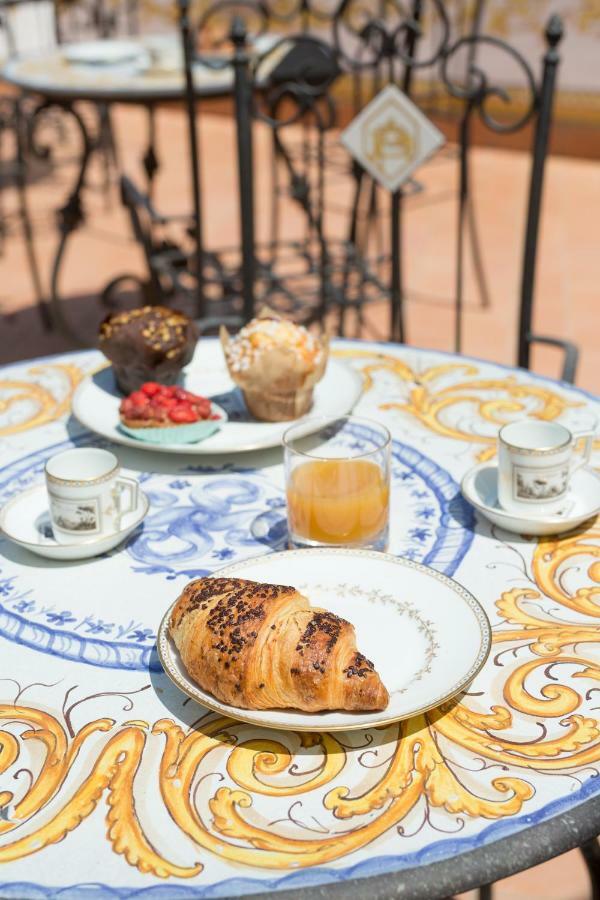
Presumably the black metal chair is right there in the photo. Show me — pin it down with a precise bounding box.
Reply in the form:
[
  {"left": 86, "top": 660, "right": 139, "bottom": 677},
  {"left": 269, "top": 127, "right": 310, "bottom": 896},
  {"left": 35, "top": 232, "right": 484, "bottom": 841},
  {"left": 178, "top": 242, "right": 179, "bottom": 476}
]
[
  {"left": 175, "top": 2, "right": 578, "bottom": 382},
  {"left": 115, "top": 0, "right": 578, "bottom": 383},
  {"left": 113, "top": 174, "right": 246, "bottom": 332}
]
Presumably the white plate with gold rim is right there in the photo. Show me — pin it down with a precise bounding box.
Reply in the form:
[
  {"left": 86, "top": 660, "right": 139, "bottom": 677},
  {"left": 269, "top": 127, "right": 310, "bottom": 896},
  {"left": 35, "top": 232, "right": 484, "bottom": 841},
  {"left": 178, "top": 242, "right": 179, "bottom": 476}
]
[
  {"left": 157, "top": 549, "right": 491, "bottom": 731},
  {"left": 72, "top": 342, "right": 363, "bottom": 455}
]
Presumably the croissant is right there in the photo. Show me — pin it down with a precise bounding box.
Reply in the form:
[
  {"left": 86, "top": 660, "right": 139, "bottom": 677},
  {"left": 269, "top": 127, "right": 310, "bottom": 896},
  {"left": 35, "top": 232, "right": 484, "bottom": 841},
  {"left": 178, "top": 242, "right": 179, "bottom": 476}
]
[{"left": 169, "top": 577, "right": 389, "bottom": 712}]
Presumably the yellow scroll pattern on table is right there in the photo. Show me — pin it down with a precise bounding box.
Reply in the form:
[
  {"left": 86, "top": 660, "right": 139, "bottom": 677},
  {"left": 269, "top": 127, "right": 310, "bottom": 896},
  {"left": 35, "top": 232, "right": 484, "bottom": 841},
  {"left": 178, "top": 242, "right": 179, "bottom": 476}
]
[
  {"left": 334, "top": 349, "right": 585, "bottom": 461},
  {"left": 0, "top": 350, "right": 583, "bottom": 451},
  {"left": 0, "top": 364, "right": 83, "bottom": 437},
  {"left": 1, "top": 521, "right": 599, "bottom": 877}
]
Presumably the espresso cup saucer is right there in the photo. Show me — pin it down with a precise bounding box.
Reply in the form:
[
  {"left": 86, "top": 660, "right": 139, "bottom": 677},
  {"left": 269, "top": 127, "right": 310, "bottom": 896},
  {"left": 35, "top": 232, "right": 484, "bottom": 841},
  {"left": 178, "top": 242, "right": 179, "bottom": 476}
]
[
  {"left": 0, "top": 483, "right": 149, "bottom": 561},
  {"left": 461, "top": 462, "right": 600, "bottom": 537}
]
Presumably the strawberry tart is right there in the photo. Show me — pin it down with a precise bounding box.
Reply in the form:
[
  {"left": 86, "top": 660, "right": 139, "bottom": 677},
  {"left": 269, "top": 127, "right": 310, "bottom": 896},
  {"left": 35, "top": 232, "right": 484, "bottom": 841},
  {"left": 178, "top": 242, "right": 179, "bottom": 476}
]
[{"left": 119, "top": 382, "right": 226, "bottom": 444}]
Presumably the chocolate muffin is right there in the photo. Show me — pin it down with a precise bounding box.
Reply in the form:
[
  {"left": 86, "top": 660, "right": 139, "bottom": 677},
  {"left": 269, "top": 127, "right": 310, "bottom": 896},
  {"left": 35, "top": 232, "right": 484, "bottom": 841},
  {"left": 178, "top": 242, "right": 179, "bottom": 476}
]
[{"left": 99, "top": 306, "right": 198, "bottom": 394}]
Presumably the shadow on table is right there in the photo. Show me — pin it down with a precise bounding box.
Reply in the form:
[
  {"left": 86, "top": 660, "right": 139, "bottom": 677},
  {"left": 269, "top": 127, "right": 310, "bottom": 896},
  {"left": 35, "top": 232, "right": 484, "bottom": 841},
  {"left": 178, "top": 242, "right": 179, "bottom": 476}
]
[
  {"left": 91, "top": 364, "right": 121, "bottom": 399},
  {"left": 148, "top": 660, "right": 460, "bottom": 747},
  {"left": 63, "top": 414, "right": 284, "bottom": 470},
  {"left": 0, "top": 534, "right": 117, "bottom": 569},
  {"left": 445, "top": 487, "right": 597, "bottom": 545}
]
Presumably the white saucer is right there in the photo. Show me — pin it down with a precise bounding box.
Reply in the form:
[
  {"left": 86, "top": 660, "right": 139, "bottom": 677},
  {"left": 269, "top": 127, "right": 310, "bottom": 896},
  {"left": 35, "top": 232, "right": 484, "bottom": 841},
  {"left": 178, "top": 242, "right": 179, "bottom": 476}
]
[
  {"left": 0, "top": 483, "right": 149, "bottom": 561},
  {"left": 461, "top": 463, "right": 600, "bottom": 536}
]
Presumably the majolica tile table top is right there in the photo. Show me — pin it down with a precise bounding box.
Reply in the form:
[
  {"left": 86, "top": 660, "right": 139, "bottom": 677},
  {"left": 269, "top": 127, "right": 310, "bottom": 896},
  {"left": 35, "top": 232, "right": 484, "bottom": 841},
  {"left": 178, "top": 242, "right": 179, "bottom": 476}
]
[{"left": 1, "top": 339, "right": 599, "bottom": 899}]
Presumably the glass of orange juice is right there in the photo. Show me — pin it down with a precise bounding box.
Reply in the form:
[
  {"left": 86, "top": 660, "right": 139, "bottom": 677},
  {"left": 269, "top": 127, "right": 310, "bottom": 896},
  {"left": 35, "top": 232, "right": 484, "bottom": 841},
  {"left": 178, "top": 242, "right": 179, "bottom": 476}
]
[{"left": 283, "top": 416, "right": 391, "bottom": 550}]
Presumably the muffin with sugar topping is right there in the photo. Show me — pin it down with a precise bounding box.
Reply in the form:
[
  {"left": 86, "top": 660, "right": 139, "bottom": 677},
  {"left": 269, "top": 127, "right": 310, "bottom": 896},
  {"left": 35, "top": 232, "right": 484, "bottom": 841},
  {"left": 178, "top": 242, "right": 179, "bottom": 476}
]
[
  {"left": 220, "top": 310, "right": 328, "bottom": 421},
  {"left": 99, "top": 306, "right": 198, "bottom": 394}
]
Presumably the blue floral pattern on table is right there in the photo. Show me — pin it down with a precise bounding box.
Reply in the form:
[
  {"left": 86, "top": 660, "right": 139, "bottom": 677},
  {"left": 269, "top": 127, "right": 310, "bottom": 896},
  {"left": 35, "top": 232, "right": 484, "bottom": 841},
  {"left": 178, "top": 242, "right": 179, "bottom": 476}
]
[{"left": 0, "top": 428, "right": 473, "bottom": 670}]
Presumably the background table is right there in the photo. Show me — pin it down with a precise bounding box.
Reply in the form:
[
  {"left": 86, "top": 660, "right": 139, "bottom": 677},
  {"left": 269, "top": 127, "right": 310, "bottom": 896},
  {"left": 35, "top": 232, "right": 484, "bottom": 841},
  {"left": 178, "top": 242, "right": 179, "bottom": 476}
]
[
  {"left": 1, "top": 40, "right": 242, "bottom": 102},
  {"left": 1, "top": 339, "right": 600, "bottom": 899}
]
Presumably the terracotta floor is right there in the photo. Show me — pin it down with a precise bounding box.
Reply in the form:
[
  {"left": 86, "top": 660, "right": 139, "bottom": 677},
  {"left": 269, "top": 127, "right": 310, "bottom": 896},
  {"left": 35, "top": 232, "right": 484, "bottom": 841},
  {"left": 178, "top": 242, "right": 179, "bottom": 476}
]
[{"left": 1, "top": 104, "right": 599, "bottom": 898}]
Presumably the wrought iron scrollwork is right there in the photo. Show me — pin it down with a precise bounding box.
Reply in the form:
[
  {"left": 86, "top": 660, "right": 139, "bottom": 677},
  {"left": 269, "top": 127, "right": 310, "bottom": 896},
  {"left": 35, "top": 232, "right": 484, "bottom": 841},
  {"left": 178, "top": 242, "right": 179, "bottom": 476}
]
[
  {"left": 109, "top": 0, "right": 565, "bottom": 359},
  {"left": 252, "top": 35, "right": 339, "bottom": 130},
  {"left": 332, "top": 0, "right": 450, "bottom": 72},
  {"left": 27, "top": 100, "right": 93, "bottom": 344},
  {"left": 28, "top": 102, "right": 91, "bottom": 235},
  {"left": 262, "top": 0, "right": 333, "bottom": 25},
  {"left": 440, "top": 34, "right": 538, "bottom": 133},
  {"left": 195, "top": 0, "right": 269, "bottom": 54}
]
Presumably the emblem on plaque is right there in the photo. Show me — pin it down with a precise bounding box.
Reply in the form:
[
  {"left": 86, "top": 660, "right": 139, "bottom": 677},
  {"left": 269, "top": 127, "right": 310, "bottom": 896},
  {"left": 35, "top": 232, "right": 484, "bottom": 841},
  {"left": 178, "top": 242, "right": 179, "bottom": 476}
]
[{"left": 341, "top": 83, "right": 445, "bottom": 192}]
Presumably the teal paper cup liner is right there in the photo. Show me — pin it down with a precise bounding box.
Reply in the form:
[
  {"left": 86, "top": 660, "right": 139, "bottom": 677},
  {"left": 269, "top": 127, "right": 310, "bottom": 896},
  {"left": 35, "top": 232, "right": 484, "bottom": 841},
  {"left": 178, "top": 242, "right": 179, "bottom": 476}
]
[{"left": 119, "top": 404, "right": 227, "bottom": 445}]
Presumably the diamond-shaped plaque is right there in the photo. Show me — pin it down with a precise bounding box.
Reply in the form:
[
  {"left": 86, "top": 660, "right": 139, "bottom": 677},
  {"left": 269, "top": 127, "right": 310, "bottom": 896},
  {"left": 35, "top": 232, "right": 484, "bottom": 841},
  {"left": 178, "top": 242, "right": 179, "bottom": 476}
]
[{"left": 340, "top": 84, "right": 445, "bottom": 192}]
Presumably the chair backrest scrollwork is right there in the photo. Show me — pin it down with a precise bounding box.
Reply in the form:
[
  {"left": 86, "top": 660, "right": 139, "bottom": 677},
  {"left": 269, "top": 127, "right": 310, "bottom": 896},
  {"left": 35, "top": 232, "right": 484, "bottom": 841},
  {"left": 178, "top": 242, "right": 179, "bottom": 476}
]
[{"left": 178, "top": 0, "right": 565, "bottom": 368}]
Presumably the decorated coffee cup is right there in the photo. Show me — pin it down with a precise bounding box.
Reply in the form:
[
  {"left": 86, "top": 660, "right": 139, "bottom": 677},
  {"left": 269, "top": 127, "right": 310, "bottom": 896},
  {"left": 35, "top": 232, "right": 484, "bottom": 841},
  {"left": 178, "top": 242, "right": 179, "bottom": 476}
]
[
  {"left": 497, "top": 420, "right": 595, "bottom": 517},
  {"left": 45, "top": 448, "right": 138, "bottom": 544}
]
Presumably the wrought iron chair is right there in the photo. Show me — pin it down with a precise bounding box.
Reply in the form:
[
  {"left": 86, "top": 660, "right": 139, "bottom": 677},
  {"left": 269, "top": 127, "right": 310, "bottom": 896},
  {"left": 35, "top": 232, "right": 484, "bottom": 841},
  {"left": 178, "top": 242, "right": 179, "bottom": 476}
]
[
  {"left": 179, "top": 4, "right": 577, "bottom": 382},
  {"left": 117, "top": 1, "right": 578, "bottom": 382},
  {"left": 110, "top": 174, "right": 245, "bottom": 332}
]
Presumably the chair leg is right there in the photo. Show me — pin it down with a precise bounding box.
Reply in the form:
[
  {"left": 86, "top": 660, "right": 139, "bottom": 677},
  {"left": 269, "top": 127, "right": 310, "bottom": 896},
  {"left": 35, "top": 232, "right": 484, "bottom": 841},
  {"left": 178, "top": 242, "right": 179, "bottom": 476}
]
[
  {"left": 13, "top": 101, "right": 51, "bottom": 329},
  {"left": 581, "top": 837, "right": 600, "bottom": 900},
  {"left": 97, "top": 104, "right": 119, "bottom": 209},
  {"left": 466, "top": 191, "right": 491, "bottom": 309}
]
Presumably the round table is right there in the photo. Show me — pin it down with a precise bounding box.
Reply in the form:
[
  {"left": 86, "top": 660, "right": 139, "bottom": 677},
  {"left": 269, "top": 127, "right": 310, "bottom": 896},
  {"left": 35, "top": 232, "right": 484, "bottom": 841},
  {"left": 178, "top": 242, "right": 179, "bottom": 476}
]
[
  {"left": 1, "top": 43, "right": 237, "bottom": 104},
  {"left": 1, "top": 339, "right": 599, "bottom": 900}
]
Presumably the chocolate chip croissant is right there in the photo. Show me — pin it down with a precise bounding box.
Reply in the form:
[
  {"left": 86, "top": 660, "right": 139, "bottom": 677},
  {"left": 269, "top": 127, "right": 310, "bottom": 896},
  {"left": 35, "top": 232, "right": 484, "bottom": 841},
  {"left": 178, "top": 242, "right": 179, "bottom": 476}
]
[{"left": 169, "top": 577, "right": 389, "bottom": 712}]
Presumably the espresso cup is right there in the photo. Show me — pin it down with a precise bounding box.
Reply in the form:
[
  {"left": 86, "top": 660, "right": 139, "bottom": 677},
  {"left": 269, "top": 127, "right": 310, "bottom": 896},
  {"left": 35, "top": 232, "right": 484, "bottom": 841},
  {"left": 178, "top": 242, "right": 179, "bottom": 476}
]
[
  {"left": 497, "top": 420, "right": 595, "bottom": 517},
  {"left": 45, "top": 448, "right": 138, "bottom": 544}
]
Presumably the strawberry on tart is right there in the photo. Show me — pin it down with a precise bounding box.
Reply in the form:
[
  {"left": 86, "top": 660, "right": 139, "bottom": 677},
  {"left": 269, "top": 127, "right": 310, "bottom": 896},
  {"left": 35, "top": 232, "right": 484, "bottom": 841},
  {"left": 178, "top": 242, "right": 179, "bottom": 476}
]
[{"left": 119, "top": 382, "right": 226, "bottom": 445}]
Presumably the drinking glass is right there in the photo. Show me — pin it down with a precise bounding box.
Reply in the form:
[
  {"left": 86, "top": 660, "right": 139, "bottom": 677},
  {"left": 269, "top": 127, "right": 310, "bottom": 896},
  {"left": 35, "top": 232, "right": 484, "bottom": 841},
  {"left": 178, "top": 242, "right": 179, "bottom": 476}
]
[{"left": 283, "top": 415, "right": 391, "bottom": 550}]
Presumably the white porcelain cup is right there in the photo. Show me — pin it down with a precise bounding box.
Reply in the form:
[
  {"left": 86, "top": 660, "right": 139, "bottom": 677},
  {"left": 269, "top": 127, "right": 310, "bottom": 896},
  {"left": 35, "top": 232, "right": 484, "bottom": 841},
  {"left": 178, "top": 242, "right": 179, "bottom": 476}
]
[
  {"left": 45, "top": 448, "right": 138, "bottom": 544},
  {"left": 497, "top": 420, "right": 595, "bottom": 517}
]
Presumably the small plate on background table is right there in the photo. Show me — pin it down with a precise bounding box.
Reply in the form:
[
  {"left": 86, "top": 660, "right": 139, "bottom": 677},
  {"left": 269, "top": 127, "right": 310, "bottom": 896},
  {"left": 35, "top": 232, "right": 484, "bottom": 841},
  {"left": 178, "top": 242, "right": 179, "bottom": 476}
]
[
  {"left": 157, "top": 548, "right": 491, "bottom": 731},
  {"left": 62, "top": 40, "right": 147, "bottom": 66},
  {"left": 72, "top": 342, "right": 363, "bottom": 455},
  {"left": 0, "top": 482, "right": 149, "bottom": 561},
  {"left": 461, "top": 462, "right": 600, "bottom": 536}
]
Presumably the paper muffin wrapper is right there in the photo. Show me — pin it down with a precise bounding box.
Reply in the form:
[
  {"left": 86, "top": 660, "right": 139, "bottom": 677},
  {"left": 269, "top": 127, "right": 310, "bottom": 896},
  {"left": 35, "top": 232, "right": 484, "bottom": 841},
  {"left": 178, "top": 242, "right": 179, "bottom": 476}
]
[
  {"left": 242, "top": 387, "right": 315, "bottom": 422},
  {"left": 220, "top": 314, "right": 329, "bottom": 422}
]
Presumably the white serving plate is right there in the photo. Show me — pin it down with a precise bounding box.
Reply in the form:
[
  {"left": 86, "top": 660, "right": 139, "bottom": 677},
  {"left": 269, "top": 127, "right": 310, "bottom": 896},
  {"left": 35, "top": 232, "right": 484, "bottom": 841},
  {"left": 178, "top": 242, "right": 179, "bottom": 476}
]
[
  {"left": 0, "top": 482, "right": 149, "bottom": 561},
  {"left": 72, "top": 342, "right": 363, "bottom": 455},
  {"left": 157, "top": 548, "right": 491, "bottom": 731},
  {"left": 461, "top": 462, "right": 600, "bottom": 536},
  {"left": 62, "top": 39, "right": 146, "bottom": 66}
]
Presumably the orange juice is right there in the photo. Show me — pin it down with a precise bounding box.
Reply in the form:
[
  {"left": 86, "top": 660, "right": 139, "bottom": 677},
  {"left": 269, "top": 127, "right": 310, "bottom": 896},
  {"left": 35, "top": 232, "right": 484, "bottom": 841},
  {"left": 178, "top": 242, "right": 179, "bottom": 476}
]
[{"left": 286, "top": 459, "right": 389, "bottom": 545}]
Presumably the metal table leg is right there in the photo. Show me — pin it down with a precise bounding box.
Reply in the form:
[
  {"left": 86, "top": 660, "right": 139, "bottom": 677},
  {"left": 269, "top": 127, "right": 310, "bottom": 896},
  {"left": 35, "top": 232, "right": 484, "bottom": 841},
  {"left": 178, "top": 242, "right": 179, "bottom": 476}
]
[{"left": 28, "top": 99, "right": 94, "bottom": 346}]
